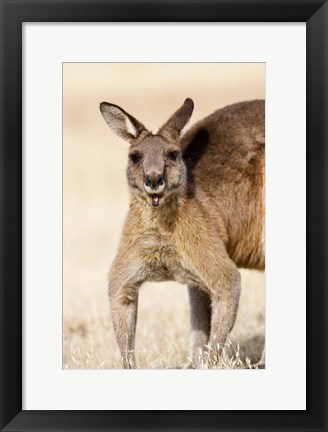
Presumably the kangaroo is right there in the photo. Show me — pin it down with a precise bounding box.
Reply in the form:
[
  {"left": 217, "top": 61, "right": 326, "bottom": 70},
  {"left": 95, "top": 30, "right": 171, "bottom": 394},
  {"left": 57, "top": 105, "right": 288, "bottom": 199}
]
[{"left": 100, "top": 98, "right": 265, "bottom": 368}]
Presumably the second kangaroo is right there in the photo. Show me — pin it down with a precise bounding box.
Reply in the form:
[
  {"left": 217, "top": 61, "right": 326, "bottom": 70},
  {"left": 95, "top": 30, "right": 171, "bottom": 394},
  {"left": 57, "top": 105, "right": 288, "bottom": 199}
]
[{"left": 100, "top": 98, "right": 265, "bottom": 368}]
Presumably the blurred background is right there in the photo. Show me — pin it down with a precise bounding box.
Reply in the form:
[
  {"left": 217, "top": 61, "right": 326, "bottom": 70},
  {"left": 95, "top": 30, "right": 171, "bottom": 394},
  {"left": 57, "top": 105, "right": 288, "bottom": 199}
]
[{"left": 63, "top": 63, "right": 265, "bottom": 369}]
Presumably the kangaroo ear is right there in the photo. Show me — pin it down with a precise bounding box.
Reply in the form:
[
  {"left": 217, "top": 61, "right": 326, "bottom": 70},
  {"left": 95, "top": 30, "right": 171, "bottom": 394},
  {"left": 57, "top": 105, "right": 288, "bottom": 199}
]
[
  {"left": 158, "top": 98, "right": 194, "bottom": 141},
  {"left": 100, "top": 102, "right": 147, "bottom": 144}
]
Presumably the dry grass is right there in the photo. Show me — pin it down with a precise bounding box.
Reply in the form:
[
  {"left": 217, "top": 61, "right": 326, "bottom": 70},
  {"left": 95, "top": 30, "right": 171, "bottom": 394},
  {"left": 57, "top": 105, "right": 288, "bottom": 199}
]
[
  {"left": 63, "top": 271, "right": 265, "bottom": 369},
  {"left": 63, "top": 63, "right": 265, "bottom": 369}
]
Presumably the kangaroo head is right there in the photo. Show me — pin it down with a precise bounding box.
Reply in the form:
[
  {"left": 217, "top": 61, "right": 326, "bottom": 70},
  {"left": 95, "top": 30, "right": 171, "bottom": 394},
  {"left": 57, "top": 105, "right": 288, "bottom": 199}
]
[{"left": 100, "top": 98, "right": 194, "bottom": 207}]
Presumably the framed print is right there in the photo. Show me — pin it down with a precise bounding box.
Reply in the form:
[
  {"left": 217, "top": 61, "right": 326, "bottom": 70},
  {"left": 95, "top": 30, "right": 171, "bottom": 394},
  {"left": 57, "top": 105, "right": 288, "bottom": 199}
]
[{"left": 0, "top": 1, "right": 327, "bottom": 431}]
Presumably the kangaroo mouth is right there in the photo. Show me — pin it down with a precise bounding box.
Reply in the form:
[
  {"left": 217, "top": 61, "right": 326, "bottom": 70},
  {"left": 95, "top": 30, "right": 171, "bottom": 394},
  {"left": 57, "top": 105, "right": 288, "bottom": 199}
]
[
  {"left": 144, "top": 182, "right": 165, "bottom": 207},
  {"left": 151, "top": 194, "right": 160, "bottom": 206}
]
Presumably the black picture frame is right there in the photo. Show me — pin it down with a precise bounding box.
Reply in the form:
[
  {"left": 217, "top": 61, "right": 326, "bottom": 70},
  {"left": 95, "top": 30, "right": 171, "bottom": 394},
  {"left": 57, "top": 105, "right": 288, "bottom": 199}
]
[{"left": 0, "top": 1, "right": 327, "bottom": 431}]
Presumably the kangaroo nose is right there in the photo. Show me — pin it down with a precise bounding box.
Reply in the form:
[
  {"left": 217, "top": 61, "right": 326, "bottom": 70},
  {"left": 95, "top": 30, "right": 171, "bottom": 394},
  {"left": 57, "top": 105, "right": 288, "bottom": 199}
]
[{"left": 145, "top": 172, "right": 164, "bottom": 189}]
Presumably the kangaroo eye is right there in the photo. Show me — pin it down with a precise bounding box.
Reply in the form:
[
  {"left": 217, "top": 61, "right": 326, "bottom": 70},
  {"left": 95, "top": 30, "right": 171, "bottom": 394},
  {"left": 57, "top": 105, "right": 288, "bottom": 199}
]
[
  {"left": 167, "top": 151, "right": 179, "bottom": 161},
  {"left": 129, "top": 153, "right": 142, "bottom": 164}
]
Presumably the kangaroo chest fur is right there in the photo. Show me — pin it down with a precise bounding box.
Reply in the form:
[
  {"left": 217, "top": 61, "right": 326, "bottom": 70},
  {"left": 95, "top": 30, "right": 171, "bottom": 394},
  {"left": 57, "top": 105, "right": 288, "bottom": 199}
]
[
  {"left": 138, "top": 230, "right": 202, "bottom": 286},
  {"left": 124, "top": 199, "right": 206, "bottom": 288}
]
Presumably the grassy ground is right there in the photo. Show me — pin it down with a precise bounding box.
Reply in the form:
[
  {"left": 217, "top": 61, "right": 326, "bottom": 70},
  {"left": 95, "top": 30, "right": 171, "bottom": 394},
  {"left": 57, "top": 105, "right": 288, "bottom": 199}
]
[
  {"left": 63, "top": 270, "right": 265, "bottom": 369},
  {"left": 63, "top": 63, "right": 265, "bottom": 369}
]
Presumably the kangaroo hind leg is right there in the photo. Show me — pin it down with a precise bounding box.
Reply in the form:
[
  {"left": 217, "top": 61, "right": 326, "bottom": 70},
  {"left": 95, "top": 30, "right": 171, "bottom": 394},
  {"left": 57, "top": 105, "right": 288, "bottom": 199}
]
[{"left": 186, "top": 285, "right": 211, "bottom": 368}]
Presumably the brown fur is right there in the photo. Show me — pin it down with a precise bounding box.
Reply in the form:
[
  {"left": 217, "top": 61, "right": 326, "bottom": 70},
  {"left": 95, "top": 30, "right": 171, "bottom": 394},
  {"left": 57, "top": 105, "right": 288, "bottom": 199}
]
[{"left": 100, "top": 99, "right": 265, "bottom": 368}]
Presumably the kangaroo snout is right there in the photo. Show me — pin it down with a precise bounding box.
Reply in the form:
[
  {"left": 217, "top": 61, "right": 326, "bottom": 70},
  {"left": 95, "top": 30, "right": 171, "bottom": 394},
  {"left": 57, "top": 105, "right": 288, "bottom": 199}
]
[{"left": 145, "top": 172, "right": 164, "bottom": 189}]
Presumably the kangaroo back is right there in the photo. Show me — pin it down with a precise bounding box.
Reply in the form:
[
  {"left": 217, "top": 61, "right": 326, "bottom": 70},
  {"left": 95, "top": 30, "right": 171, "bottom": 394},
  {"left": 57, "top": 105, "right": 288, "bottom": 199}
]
[{"left": 180, "top": 100, "right": 265, "bottom": 269}]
